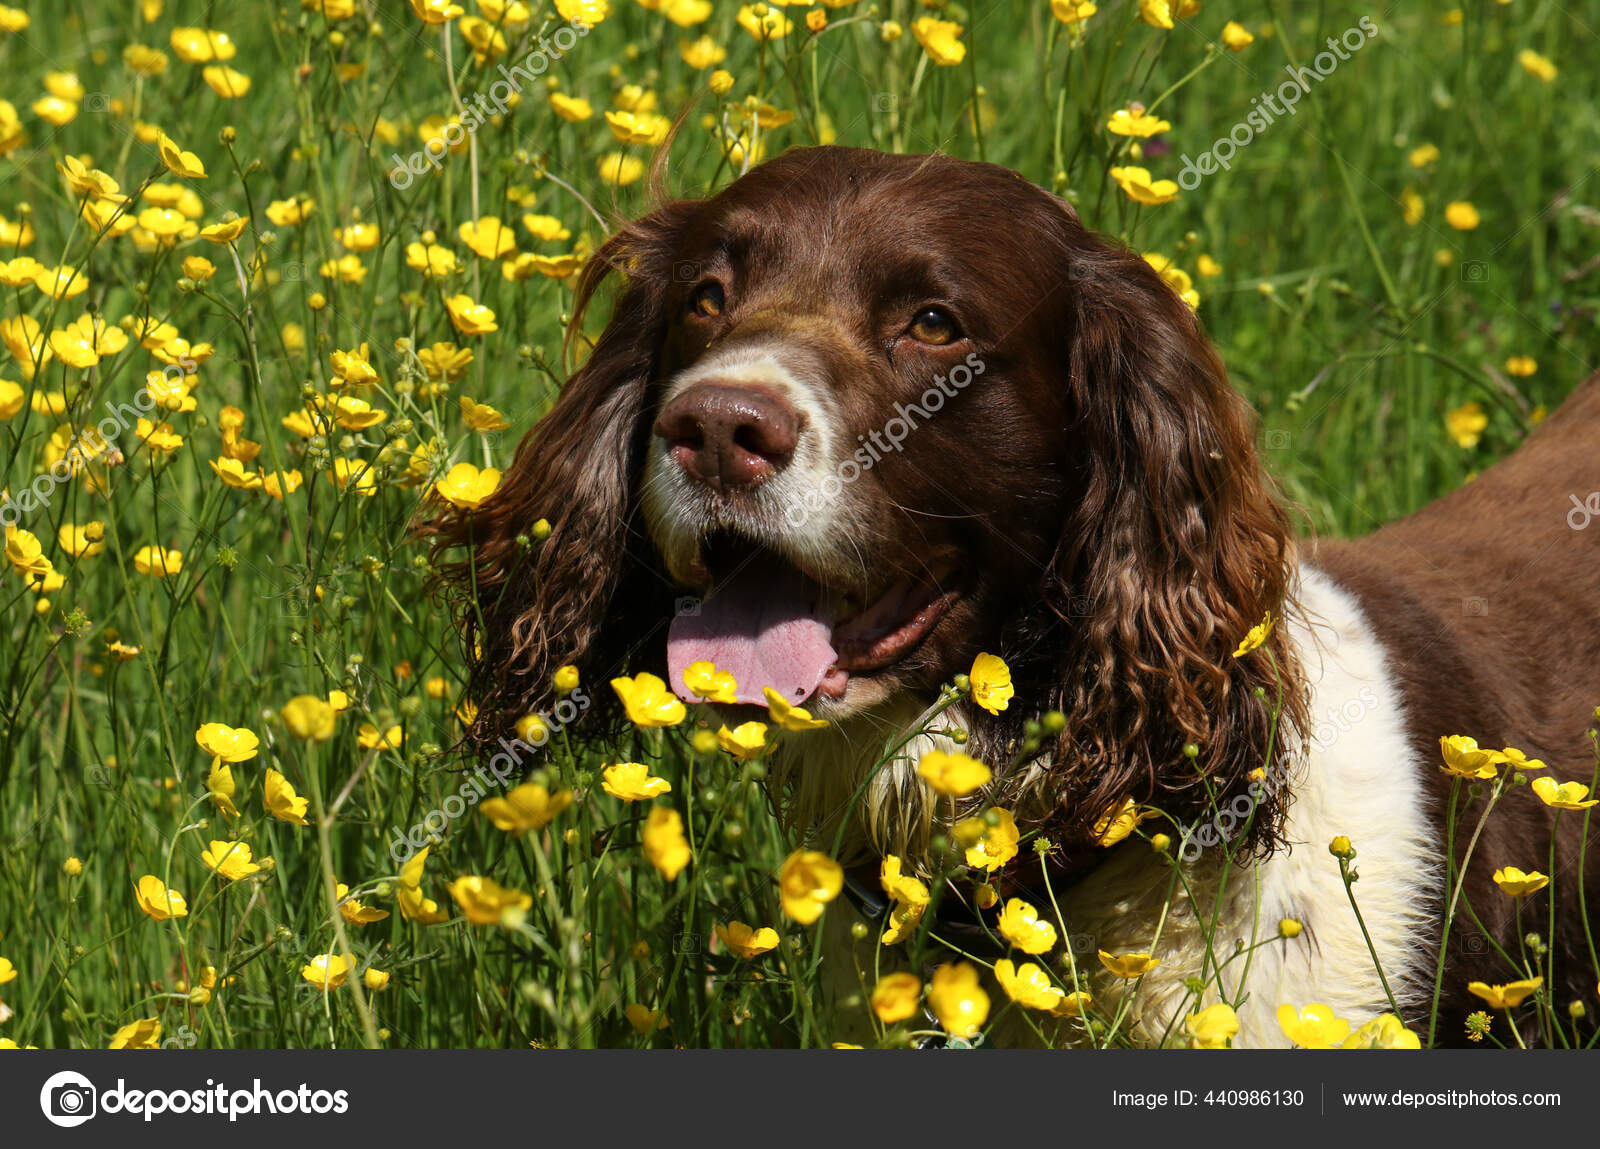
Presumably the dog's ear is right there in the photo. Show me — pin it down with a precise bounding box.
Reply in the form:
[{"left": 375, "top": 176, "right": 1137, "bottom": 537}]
[
  {"left": 1039, "top": 225, "right": 1306, "bottom": 853},
  {"left": 429, "top": 200, "right": 701, "bottom": 744}
]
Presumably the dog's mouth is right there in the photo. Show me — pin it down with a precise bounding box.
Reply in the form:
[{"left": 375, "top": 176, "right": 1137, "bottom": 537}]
[{"left": 665, "top": 533, "right": 961, "bottom": 707}]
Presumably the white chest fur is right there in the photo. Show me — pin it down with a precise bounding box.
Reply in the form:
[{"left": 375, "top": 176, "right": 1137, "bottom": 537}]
[{"left": 1049, "top": 566, "right": 1440, "bottom": 1046}]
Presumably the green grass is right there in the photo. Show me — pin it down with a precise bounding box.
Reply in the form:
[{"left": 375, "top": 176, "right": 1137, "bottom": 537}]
[{"left": 0, "top": 0, "right": 1596, "bottom": 1050}]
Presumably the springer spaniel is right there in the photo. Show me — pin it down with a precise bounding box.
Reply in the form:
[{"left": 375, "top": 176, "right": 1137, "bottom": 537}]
[{"left": 437, "top": 147, "right": 1600, "bottom": 1047}]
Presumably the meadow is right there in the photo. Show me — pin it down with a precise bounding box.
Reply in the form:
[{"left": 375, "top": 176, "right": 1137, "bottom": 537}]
[{"left": 0, "top": 0, "right": 1597, "bottom": 1050}]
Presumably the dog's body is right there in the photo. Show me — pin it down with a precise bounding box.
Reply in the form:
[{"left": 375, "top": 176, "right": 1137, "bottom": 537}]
[{"left": 438, "top": 147, "right": 1600, "bottom": 1047}]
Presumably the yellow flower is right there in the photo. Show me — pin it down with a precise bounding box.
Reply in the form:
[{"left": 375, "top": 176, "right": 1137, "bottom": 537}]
[
  {"left": 1444, "top": 402, "right": 1488, "bottom": 449},
  {"left": 1110, "top": 165, "right": 1180, "bottom": 206},
  {"left": 1491, "top": 866, "right": 1549, "bottom": 897},
  {"left": 1400, "top": 186, "right": 1424, "bottom": 226},
  {"left": 763, "top": 686, "right": 827, "bottom": 731},
  {"left": 1517, "top": 49, "right": 1557, "bottom": 82},
  {"left": 1221, "top": 20, "right": 1253, "bottom": 50},
  {"left": 480, "top": 782, "right": 573, "bottom": 832},
  {"left": 994, "top": 959, "right": 1067, "bottom": 1012},
  {"left": 201, "top": 839, "right": 264, "bottom": 880},
  {"left": 364, "top": 968, "right": 391, "bottom": 991},
  {"left": 926, "top": 962, "right": 989, "bottom": 1038},
  {"left": 405, "top": 241, "right": 459, "bottom": 277},
  {"left": 709, "top": 69, "right": 735, "bottom": 95},
  {"left": 1279, "top": 917, "right": 1303, "bottom": 938},
  {"left": 6, "top": 526, "right": 53, "bottom": 579},
  {"left": 331, "top": 395, "right": 386, "bottom": 431},
  {"left": 1106, "top": 106, "right": 1171, "bottom": 137},
  {"left": 549, "top": 92, "right": 593, "bottom": 122},
  {"left": 605, "top": 109, "right": 673, "bottom": 147},
  {"left": 1409, "top": 142, "right": 1440, "bottom": 168},
  {"left": 642, "top": 806, "right": 692, "bottom": 881},
  {"left": 0, "top": 956, "right": 14, "bottom": 985},
  {"left": 459, "top": 395, "right": 510, "bottom": 432},
  {"left": 1436, "top": 734, "right": 1498, "bottom": 780},
  {"left": 778, "top": 848, "right": 843, "bottom": 924},
  {"left": 597, "top": 151, "right": 645, "bottom": 187},
  {"left": 916, "top": 750, "right": 991, "bottom": 797},
  {"left": 200, "top": 216, "right": 248, "bottom": 244},
  {"left": 170, "top": 26, "right": 235, "bottom": 62},
  {"left": 445, "top": 293, "right": 498, "bottom": 334},
  {"left": 1098, "top": 950, "right": 1161, "bottom": 979},
  {"left": 1276, "top": 1002, "right": 1351, "bottom": 1048},
  {"left": 1051, "top": 0, "right": 1097, "bottom": 24},
  {"left": 301, "top": 953, "right": 350, "bottom": 990},
  {"left": 196, "top": 722, "right": 258, "bottom": 762},
  {"left": 64, "top": 857, "right": 83, "bottom": 876},
  {"left": 998, "top": 897, "right": 1058, "bottom": 954},
  {"left": 1444, "top": 201, "right": 1479, "bottom": 230},
  {"left": 737, "top": 4, "right": 792, "bottom": 41},
  {"left": 961, "top": 808, "right": 1019, "bottom": 873},
  {"left": 1490, "top": 747, "right": 1547, "bottom": 773},
  {"left": 1531, "top": 777, "right": 1599, "bottom": 810},
  {"left": 280, "top": 694, "right": 337, "bottom": 741},
  {"left": 625, "top": 1003, "right": 667, "bottom": 1034},
  {"left": 132, "top": 544, "right": 182, "bottom": 578},
  {"left": 410, "top": 0, "right": 464, "bottom": 21},
  {"left": 398, "top": 846, "right": 450, "bottom": 924},
  {"left": 208, "top": 457, "right": 261, "bottom": 490},
  {"left": 1184, "top": 1002, "right": 1240, "bottom": 1048},
  {"left": 458, "top": 215, "right": 518, "bottom": 260},
  {"left": 1468, "top": 977, "right": 1542, "bottom": 1010},
  {"left": 1342, "top": 1013, "right": 1421, "bottom": 1049},
  {"left": 911, "top": 16, "right": 966, "bottom": 65},
  {"left": 202, "top": 65, "right": 251, "bottom": 98},
  {"left": 336, "top": 883, "right": 390, "bottom": 924},
  {"left": 1504, "top": 355, "right": 1537, "bottom": 378},
  {"left": 870, "top": 971, "right": 923, "bottom": 1023},
  {"left": 1092, "top": 796, "right": 1146, "bottom": 847},
  {"left": 878, "top": 855, "right": 929, "bottom": 944},
  {"left": 612, "top": 672, "right": 687, "bottom": 727},
  {"left": 602, "top": 761, "right": 672, "bottom": 801},
  {"left": 134, "top": 874, "right": 188, "bottom": 920},
  {"left": 432, "top": 461, "right": 502, "bottom": 510},
  {"left": 682, "top": 659, "right": 738, "bottom": 703},
  {"left": 1232, "top": 611, "right": 1275, "bottom": 657},
  {"left": 716, "top": 721, "right": 767, "bottom": 759},
  {"left": 1137, "top": 0, "right": 1197, "bottom": 28},
  {"left": 266, "top": 197, "right": 315, "bottom": 227},
  {"left": 155, "top": 131, "right": 206, "bottom": 178},
  {"left": 263, "top": 768, "right": 310, "bottom": 825},
  {"left": 554, "top": 0, "right": 608, "bottom": 23},
  {"left": 33, "top": 96, "right": 78, "bottom": 126},
  {"left": 356, "top": 723, "right": 402, "bottom": 750},
  {"left": 330, "top": 343, "right": 378, "bottom": 385},
  {"left": 968, "top": 652, "right": 1013, "bottom": 715},
  {"left": 449, "top": 875, "right": 533, "bottom": 924},
  {"left": 110, "top": 1017, "right": 162, "bottom": 1049},
  {"left": 716, "top": 921, "right": 779, "bottom": 959},
  {"left": 680, "top": 35, "right": 725, "bottom": 70}
]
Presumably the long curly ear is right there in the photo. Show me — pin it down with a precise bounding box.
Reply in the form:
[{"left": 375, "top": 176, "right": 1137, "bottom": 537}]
[
  {"left": 1040, "top": 230, "right": 1307, "bottom": 855},
  {"left": 428, "top": 200, "right": 701, "bottom": 745}
]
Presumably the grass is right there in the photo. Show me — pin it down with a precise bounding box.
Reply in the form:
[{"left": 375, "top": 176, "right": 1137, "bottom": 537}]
[{"left": 0, "top": 0, "right": 1597, "bottom": 1050}]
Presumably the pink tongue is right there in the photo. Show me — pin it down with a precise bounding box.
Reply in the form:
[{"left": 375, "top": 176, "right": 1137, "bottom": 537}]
[{"left": 667, "top": 554, "right": 837, "bottom": 706}]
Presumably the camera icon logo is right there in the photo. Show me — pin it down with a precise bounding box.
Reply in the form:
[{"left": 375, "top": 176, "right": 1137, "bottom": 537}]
[
  {"left": 673, "top": 260, "right": 702, "bottom": 283},
  {"left": 39, "top": 1070, "right": 97, "bottom": 1128},
  {"left": 1460, "top": 260, "right": 1489, "bottom": 284}
]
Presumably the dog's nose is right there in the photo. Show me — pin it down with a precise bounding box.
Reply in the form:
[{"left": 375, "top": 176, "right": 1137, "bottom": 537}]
[{"left": 654, "top": 384, "right": 800, "bottom": 490}]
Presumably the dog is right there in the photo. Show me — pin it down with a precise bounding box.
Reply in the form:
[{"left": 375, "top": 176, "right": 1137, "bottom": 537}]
[{"left": 435, "top": 146, "right": 1600, "bottom": 1047}]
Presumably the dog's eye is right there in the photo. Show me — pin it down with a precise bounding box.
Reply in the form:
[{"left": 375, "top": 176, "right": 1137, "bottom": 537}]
[
  {"left": 908, "top": 306, "right": 959, "bottom": 346},
  {"left": 688, "top": 281, "right": 725, "bottom": 318}
]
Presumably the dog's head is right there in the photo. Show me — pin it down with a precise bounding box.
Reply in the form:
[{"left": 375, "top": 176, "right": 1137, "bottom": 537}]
[{"left": 434, "top": 147, "right": 1303, "bottom": 857}]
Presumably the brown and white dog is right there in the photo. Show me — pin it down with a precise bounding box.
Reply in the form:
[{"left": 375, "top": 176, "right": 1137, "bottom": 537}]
[{"left": 436, "top": 147, "right": 1600, "bottom": 1047}]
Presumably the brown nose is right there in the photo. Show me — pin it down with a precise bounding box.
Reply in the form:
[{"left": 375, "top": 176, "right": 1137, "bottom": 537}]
[{"left": 654, "top": 383, "right": 800, "bottom": 491}]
